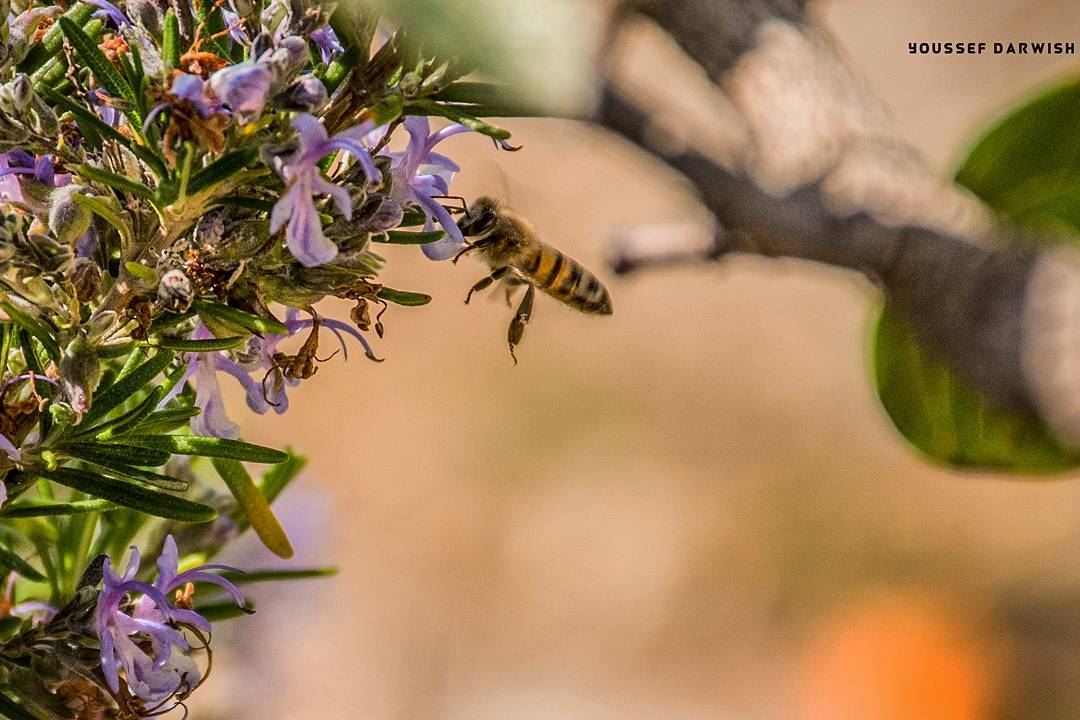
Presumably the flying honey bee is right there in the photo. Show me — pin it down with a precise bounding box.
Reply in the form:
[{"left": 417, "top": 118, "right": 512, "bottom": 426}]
[{"left": 454, "top": 196, "right": 613, "bottom": 363}]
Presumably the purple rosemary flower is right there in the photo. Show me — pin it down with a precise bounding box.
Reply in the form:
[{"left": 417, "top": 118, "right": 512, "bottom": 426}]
[
  {"left": 95, "top": 535, "right": 244, "bottom": 703},
  {"left": 164, "top": 325, "right": 266, "bottom": 439},
  {"left": 385, "top": 117, "right": 473, "bottom": 261},
  {"left": 310, "top": 25, "right": 343, "bottom": 64},
  {"left": 85, "top": 0, "right": 130, "bottom": 27},
  {"left": 220, "top": 7, "right": 250, "bottom": 45},
  {"left": 0, "top": 434, "right": 20, "bottom": 467},
  {"left": 88, "top": 87, "right": 121, "bottom": 128},
  {"left": 208, "top": 62, "right": 272, "bottom": 120},
  {"left": 3, "top": 574, "right": 56, "bottom": 626},
  {"left": 270, "top": 114, "right": 380, "bottom": 267},
  {"left": 0, "top": 151, "right": 67, "bottom": 212},
  {"left": 165, "top": 315, "right": 375, "bottom": 437}
]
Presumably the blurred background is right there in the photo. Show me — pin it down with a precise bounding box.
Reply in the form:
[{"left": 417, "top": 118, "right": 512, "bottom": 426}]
[{"left": 204, "top": 1, "right": 1080, "bottom": 718}]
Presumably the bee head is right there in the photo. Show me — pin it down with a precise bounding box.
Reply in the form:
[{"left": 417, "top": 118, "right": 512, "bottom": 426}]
[{"left": 459, "top": 196, "right": 502, "bottom": 240}]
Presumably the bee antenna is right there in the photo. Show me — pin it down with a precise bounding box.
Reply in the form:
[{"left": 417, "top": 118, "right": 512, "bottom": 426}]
[{"left": 430, "top": 194, "right": 470, "bottom": 218}]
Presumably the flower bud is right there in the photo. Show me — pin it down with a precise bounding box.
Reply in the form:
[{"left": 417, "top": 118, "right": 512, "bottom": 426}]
[
  {"left": 196, "top": 211, "right": 226, "bottom": 247},
  {"left": 268, "top": 36, "right": 309, "bottom": 86},
  {"left": 399, "top": 72, "right": 422, "bottom": 98},
  {"left": 209, "top": 62, "right": 272, "bottom": 119},
  {"left": 60, "top": 334, "right": 101, "bottom": 416},
  {"left": 252, "top": 31, "right": 273, "bottom": 60},
  {"left": 276, "top": 75, "right": 328, "bottom": 112},
  {"left": 48, "top": 186, "right": 93, "bottom": 246},
  {"left": 71, "top": 257, "right": 102, "bottom": 302},
  {"left": 126, "top": 0, "right": 162, "bottom": 35},
  {"left": 157, "top": 269, "right": 194, "bottom": 313},
  {"left": 359, "top": 195, "right": 404, "bottom": 232},
  {"left": 228, "top": 0, "right": 255, "bottom": 19}
]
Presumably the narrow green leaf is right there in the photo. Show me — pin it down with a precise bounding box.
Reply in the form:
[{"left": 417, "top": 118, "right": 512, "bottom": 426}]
[
  {"left": 123, "top": 261, "right": 158, "bottom": 283},
  {"left": 151, "top": 335, "right": 245, "bottom": 351},
  {"left": 40, "top": 467, "right": 216, "bottom": 522},
  {"left": 0, "top": 302, "right": 60, "bottom": 362},
  {"left": 16, "top": 331, "right": 51, "bottom": 439},
  {"left": 76, "top": 165, "right": 155, "bottom": 200},
  {"left": 122, "top": 435, "right": 289, "bottom": 464},
  {"left": 41, "top": 88, "right": 166, "bottom": 178},
  {"left": 407, "top": 99, "right": 512, "bottom": 140},
  {"left": 0, "top": 541, "right": 45, "bottom": 582},
  {"left": 322, "top": 45, "right": 361, "bottom": 94},
  {"left": 194, "top": 599, "right": 255, "bottom": 621},
  {"left": 0, "top": 499, "right": 117, "bottom": 518},
  {"left": 193, "top": 299, "right": 289, "bottom": 335},
  {"left": 96, "top": 341, "right": 138, "bottom": 359},
  {"left": 221, "top": 567, "right": 337, "bottom": 584},
  {"left": 163, "top": 10, "right": 181, "bottom": 70},
  {"left": 59, "top": 17, "right": 142, "bottom": 130},
  {"left": 149, "top": 309, "right": 196, "bottom": 334},
  {"left": 376, "top": 230, "right": 446, "bottom": 245},
  {"left": 399, "top": 206, "right": 428, "bottom": 227},
  {"left": 371, "top": 95, "right": 405, "bottom": 126},
  {"left": 378, "top": 287, "right": 432, "bottom": 306},
  {"left": 188, "top": 148, "right": 258, "bottom": 196},
  {"left": 62, "top": 441, "right": 171, "bottom": 467},
  {"left": 18, "top": 2, "right": 95, "bottom": 74},
  {"left": 80, "top": 385, "right": 163, "bottom": 440},
  {"left": 125, "top": 407, "right": 200, "bottom": 436},
  {"left": 212, "top": 458, "right": 293, "bottom": 559},
  {"left": 83, "top": 461, "right": 190, "bottom": 492},
  {"left": 82, "top": 349, "right": 174, "bottom": 426}
]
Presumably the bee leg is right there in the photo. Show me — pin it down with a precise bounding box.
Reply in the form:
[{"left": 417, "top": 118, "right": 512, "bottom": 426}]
[
  {"left": 465, "top": 266, "right": 510, "bottom": 305},
  {"left": 507, "top": 284, "right": 535, "bottom": 365},
  {"left": 503, "top": 278, "right": 525, "bottom": 307}
]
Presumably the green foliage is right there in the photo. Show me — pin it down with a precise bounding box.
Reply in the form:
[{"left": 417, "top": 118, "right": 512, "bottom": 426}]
[{"left": 873, "top": 77, "right": 1080, "bottom": 473}]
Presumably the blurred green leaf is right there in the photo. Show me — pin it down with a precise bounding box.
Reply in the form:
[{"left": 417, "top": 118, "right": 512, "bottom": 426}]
[
  {"left": 257, "top": 448, "right": 306, "bottom": 505},
  {"left": 0, "top": 540, "right": 45, "bottom": 581},
  {"left": 406, "top": 99, "right": 512, "bottom": 140},
  {"left": 0, "top": 690, "right": 44, "bottom": 720},
  {"left": 194, "top": 599, "right": 255, "bottom": 621},
  {"left": 873, "top": 312, "right": 1073, "bottom": 473},
  {"left": 376, "top": 230, "right": 446, "bottom": 245},
  {"left": 0, "top": 499, "right": 117, "bottom": 518},
  {"left": 873, "top": 78, "right": 1080, "bottom": 473},
  {"left": 212, "top": 458, "right": 293, "bottom": 559},
  {"left": 377, "top": 287, "right": 431, "bottom": 306},
  {"left": 221, "top": 567, "right": 337, "bottom": 584},
  {"left": 956, "top": 78, "right": 1080, "bottom": 231}
]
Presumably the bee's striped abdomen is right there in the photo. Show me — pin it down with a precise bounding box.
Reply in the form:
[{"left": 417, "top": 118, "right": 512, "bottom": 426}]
[{"left": 522, "top": 244, "right": 612, "bottom": 315}]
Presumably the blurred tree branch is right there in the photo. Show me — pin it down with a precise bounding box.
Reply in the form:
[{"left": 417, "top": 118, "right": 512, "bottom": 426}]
[{"left": 595, "top": 0, "right": 1080, "bottom": 450}]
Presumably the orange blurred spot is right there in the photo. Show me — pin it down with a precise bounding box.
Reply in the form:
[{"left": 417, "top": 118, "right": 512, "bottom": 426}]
[{"left": 797, "top": 592, "right": 992, "bottom": 720}]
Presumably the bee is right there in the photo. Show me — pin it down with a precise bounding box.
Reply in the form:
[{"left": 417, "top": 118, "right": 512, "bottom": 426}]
[{"left": 455, "top": 196, "right": 613, "bottom": 363}]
